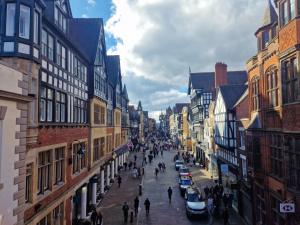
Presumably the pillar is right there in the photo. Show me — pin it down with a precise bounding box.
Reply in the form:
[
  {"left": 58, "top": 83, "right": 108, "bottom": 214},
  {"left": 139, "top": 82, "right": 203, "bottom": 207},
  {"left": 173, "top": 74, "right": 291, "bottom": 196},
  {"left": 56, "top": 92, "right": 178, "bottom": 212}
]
[
  {"left": 92, "top": 182, "right": 97, "bottom": 205},
  {"left": 100, "top": 170, "right": 104, "bottom": 194},
  {"left": 81, "top": 186, "right": 87, "bottom": 218},
  {"left": 106, "top": 164, "right": 110, "bottom": 185},
  {"left": 111, "top": 160, "right": 115, "bottom": 179}
]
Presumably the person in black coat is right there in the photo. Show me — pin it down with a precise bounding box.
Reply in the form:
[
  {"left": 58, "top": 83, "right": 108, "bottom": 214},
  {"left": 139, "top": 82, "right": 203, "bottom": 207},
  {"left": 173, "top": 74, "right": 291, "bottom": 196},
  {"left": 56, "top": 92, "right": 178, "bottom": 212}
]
[
  {"left": 134, "top": 196, "right": 139, "bottom": 216},
  {"left": 144, "top": 198, "right": 150, "bottom": 216}
]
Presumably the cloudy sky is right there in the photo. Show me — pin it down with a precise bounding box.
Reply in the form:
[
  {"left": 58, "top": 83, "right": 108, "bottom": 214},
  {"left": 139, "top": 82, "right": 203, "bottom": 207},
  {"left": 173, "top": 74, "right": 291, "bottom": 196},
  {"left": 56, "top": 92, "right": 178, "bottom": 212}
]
[{"left": 72, "top": 0, "right": 269, "bottom": 120}]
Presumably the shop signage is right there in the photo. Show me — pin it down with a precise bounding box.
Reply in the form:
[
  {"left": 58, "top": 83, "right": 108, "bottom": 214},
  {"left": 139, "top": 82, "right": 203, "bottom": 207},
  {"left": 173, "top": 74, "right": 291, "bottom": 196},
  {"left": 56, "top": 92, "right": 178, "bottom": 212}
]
[
  {"left": 280, "top": 203, "right": 295, "bottom": 213},
  {"left": 221, "top": 164, "right": 228, "bottom": 174}
]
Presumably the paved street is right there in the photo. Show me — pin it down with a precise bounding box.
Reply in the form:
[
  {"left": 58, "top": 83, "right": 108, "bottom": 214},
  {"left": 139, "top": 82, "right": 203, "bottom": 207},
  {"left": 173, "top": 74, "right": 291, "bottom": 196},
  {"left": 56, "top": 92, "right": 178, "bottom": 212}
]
[{"left": 99, "top": 149, "right": 245, "bottom": 225}]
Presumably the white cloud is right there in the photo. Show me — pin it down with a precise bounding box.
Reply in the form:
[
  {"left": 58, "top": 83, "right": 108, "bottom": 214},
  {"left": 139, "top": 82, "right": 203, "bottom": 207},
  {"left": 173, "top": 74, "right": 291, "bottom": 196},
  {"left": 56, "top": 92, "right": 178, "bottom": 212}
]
[
  {"left": 81, "top": 14, "right": 89, "bottom": 18},
  {"left": 105, "top": 0, "right": 268, "bottom": 118},
  {"left": 148, "top": 111, "right": 161, "bottom": 122},
  {"left": 87, "top": 0, "right": 96, "bottom": 7}
]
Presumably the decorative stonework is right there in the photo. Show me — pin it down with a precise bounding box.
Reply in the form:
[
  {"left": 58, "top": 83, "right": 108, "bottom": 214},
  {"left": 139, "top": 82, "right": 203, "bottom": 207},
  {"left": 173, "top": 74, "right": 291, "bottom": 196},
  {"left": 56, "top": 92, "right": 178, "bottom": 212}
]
[{"left": 279, "top": 20, "right": 297, "bottom": 53}]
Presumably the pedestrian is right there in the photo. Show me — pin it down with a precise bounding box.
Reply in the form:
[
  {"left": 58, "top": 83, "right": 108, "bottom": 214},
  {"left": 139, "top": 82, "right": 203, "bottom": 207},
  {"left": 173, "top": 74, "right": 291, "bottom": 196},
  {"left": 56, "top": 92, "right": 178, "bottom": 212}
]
[
  {"left": 222, "top": 207, "right": 229, "bottom": 225},
  {"left": 167, "top": 187, "right": 172, "bottom": 202},
  {"left": 129, "top": 161, "right": 133, "bottom": 170},
  {"left": 222, "top": 193, "right": 229, "bottom": 208},
  {"left": 91, "top": 209, "right": 98, "bottom": 225},
  {"left": 204, "top": 186, "right": 209, "bottom": 199},
  {"left": 118, "top": 175, "right": 122, "bottom": 188},
  {"left": 122, "top": 202, "right": 129, "bottom": 223},
  {"left": 97, "top": 210, "right": 103, "bottom": 225},
  {"left": 124, "top": 162, "right": 128, "bottom": 171},
  {"left": 134, "top": 196, "right": 139, "bottom": 216},
  {"left": 142, "top": 167, "right": 145, "bottom": 176},
  {"left": 161, "top": 150, "right": 163, "bottom": 156},
  {"left": 144, "top": 198, "right": 150, "bottom": 216},
  {"left": 155, "top": 167, "right": 159, "bottom": 177},
  {"left": 207, "top": 196, "right": 214, "bottom": 215},
  {"left": 134, "top": 155, "right": 137, "bottom": 162}
]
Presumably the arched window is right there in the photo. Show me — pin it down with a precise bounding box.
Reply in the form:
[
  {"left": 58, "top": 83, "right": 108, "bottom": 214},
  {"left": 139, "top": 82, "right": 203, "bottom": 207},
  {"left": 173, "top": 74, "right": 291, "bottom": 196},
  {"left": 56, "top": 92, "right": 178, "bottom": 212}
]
[
  {"left": 266, "top": 66, "right": 279, "bottom": 107},
  {"left": 251, "top": 76, "right": 260, "bottom": 111}
]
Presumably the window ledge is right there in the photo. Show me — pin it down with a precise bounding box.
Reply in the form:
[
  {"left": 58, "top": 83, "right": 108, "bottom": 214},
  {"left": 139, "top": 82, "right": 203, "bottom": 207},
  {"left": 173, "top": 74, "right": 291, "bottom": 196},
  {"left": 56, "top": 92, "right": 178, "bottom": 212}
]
[{"left": 283, "top": 101, "right": 300, "bottom": 107}]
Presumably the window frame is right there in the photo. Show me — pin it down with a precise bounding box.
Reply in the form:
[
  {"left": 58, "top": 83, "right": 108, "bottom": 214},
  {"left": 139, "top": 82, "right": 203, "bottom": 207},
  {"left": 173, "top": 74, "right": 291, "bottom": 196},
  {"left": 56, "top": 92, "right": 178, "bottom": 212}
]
[
  {"left": 37, "top": 150, "right": 52, "bottom": 195},
  {"left": 19, "top": 4, "right": 31, "bottom": 39},
  {"left": 266, "top": 66, "right": 279, "bottom": 108},
  {"left": 5, "top": 3, "right": 16, "bottom": 37}
]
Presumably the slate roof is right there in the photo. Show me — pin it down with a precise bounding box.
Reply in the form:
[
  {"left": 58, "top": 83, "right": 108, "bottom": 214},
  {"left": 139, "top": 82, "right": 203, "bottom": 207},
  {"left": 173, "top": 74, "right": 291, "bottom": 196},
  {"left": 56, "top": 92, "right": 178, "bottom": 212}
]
[
  {"left": 173, "top": 103, "right": 190, "bottom": 114},
  {"left": 188, "top": 71, "right": 247, "bottom": 94},
  {"left": 69, "top": 18, "right": 103, "bottom": 62},
  {"left": 107, "top": 55, "right": 121, "bottom": 87},
  {"left": 219, "top": 84, "right": 247, "bottom": 109}
]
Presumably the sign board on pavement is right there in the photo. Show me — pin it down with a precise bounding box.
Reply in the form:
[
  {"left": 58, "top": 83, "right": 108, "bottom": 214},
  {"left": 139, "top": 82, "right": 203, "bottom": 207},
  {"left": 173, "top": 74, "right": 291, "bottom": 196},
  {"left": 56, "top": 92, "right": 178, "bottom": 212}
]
[
  {"left": 280, "top": 203, "right": 295, "bottom": 213},
  {"left": 221, "top": 164, "right": 229, "bottom": 175}
]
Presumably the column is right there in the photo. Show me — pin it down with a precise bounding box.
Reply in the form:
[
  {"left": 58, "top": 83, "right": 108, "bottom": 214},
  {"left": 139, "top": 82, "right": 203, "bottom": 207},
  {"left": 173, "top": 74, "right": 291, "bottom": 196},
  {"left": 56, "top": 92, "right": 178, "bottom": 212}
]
[
  {"left": 106, "top": 164, "right": 110, "bottom": 185},
  {"left": 100, "top": 170, "right": 104, "bottom": 194},
  {"left": 115, "top": 158, "right": 118, "bottom": 175},
  {"left": 111, "top": 160, "right": 115, "bottom": 178},
  {"left": 81, "top": 186, "right": 87, "bottom": 219},
  {"left": 92, "top": 182, "right": 97, "bottom": 205}
]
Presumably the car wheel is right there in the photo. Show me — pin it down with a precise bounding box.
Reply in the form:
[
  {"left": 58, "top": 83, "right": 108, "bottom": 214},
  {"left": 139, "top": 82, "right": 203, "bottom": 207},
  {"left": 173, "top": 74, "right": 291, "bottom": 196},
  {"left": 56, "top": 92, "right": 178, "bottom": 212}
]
[{"left": 186, "top": 210, "right": 191, "bottom": 219}]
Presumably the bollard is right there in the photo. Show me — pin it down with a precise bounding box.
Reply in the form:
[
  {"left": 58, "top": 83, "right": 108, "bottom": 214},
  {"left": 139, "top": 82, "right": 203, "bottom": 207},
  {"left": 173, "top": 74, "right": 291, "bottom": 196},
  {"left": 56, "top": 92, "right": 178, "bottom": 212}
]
[
  {"left": 139, "top": 184, "right": 142, "bottom": 196},
  {"left": 130, "top": 210, "right": 134, "bottom": 223}
]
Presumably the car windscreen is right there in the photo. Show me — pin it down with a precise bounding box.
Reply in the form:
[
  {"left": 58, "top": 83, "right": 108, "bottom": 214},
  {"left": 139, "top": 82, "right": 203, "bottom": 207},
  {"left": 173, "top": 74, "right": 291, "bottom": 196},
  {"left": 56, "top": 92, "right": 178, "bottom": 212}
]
[
  {"left": 187, "top": 193, "right": 199, "bottom": 202},
  {"left": 180, "top": 168, "right": 189, "bottom": 173},
  {"left": 181, "top": 179, "right": 192, "bottom": 185}
]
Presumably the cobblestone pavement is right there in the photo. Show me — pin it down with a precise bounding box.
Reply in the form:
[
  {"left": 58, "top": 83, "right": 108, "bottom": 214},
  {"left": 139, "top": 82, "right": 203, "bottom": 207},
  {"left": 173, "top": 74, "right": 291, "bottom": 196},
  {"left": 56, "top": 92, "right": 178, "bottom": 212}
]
[{"left": 99, "top": 149, "right": 245, "bottom": 225}]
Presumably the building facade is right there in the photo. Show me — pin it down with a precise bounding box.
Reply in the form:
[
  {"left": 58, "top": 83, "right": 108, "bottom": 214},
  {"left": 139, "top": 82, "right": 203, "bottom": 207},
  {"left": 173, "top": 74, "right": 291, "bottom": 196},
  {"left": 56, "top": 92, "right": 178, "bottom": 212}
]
[{"left": 246, "top": 1, "right": 300, "bottom": 224}]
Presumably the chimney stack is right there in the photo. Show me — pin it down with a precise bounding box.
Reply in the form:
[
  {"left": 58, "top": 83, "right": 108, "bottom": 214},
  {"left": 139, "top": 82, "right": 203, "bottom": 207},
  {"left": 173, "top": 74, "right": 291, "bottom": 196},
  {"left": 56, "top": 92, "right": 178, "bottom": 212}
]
[{"left": 215, "top": 62, "right": 228, "bottom": 88}]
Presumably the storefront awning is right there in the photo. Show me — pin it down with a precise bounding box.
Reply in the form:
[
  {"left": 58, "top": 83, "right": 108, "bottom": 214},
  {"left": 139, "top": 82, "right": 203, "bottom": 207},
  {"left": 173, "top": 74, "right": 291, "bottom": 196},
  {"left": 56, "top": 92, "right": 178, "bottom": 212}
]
[{"left": 114, "top": 143, "right": 129, "bottom": 156}]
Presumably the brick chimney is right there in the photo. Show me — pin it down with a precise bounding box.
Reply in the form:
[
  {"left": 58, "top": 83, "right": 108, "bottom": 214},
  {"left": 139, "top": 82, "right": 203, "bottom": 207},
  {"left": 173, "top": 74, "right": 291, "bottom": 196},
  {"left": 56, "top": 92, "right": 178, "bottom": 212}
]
[{"left": 215, "top": 62, "right": 228, "bottom": 88}]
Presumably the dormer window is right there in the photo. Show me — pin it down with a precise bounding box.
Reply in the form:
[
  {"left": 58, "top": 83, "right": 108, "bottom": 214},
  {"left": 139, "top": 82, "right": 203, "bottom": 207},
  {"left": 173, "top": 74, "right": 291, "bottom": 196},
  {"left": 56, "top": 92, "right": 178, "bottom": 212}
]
[{"left": 54, "top": 6, "right": 67, "bottom": 33}]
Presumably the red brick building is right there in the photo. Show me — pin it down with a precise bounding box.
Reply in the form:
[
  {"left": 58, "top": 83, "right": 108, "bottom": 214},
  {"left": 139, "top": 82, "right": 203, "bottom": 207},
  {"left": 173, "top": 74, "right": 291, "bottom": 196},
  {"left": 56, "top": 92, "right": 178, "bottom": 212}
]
[{"left": 246, "top": 1, "right": 300, "bottom": 224}]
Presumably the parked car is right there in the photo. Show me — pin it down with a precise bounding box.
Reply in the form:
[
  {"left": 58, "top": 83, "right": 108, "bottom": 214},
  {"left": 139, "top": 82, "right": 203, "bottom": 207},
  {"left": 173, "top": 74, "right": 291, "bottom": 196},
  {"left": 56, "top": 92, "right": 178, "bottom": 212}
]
[
  {"left": 175, "top": 160, "right": 184, "bottom": 171},
  {"left": 185, "top": 188, "right": 208, "bottom": 219},
  {"left": 179, "top": 166, "right": 191, "bottom": 177},
  {"left": 178, "top": 175, "right": 193, "bottom": 196}
]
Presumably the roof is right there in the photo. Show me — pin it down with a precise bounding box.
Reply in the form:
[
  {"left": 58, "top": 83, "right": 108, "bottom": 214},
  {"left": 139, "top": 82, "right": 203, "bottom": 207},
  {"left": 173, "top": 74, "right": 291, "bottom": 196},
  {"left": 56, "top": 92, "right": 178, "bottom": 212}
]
[
  {"left": 261, "top": 0, "right": 278, "bottom": 27},
  {"left": 219, "top": 84, "right": 247, "bottom": 109},
  {"left": 173, "top": 103, "right": 189, "bottom": 114},
  {"left": 247, "top": 112, "right": 262, "bottom": 130},
  {"left": 69, "top": 18, "right": 103, "bottom": 62},
  {"left": 233, "top": 88, "right": 249, "bottom": 108},
  {"left": 107, "top": 55, "right": 121, "bottom": 87},
  {"left": 188, "top": 71, "right": 247, "bottom": 94}
]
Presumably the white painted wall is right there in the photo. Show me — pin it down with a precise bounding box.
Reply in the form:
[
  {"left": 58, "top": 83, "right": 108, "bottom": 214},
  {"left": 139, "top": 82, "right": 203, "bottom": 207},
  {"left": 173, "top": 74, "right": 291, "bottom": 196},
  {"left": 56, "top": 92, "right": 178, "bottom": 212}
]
[{"left": 0, "top": 99, "right": 20, "bottom": 225}]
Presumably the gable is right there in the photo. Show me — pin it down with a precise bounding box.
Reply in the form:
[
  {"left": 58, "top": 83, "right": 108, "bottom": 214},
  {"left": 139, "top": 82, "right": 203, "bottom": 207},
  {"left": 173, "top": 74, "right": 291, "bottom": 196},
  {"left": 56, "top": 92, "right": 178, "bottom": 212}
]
[
  {"left": 55, "top": 0, "right": 72, "bottom": 18},
  {"left": 214, "top": 91, "right": 226, "bottom": 115}
]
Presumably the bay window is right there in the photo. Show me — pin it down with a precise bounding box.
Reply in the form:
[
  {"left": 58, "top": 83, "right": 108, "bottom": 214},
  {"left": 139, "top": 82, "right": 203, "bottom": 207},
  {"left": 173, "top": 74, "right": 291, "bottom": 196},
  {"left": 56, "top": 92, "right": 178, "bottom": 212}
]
[
  {"left": 33, "top": 11, "right": 40, "bottom": 44},
  {"left": 57, "top": 42, "right": 61, "bottom": 66},
  {"left": 251, "top": 76, "right": 260, "bottom": 111},
  {"left": 19, "top": 5, "right": 30, "bottom": 39},
  {"left": 266, "top": 67, "right": 279, "bottom": 107},
  {"left": 40, "top": 86, "right": 54, "bottom": 122},
  {"left": 6, "top": 3, "right": 16, "bottom": 36},
  {"left": 282, "top": 58, "right": 299, "bottom": 103},
  {"left": 55, "top": 91, "right": 66, "bottom": 122}
]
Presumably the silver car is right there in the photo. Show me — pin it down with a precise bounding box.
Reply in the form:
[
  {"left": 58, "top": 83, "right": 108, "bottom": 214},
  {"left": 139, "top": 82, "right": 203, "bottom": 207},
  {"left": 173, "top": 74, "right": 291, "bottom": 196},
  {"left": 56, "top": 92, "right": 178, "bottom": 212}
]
[{"left": 185, "top": 188, "right": 208, "bottom": 219}]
